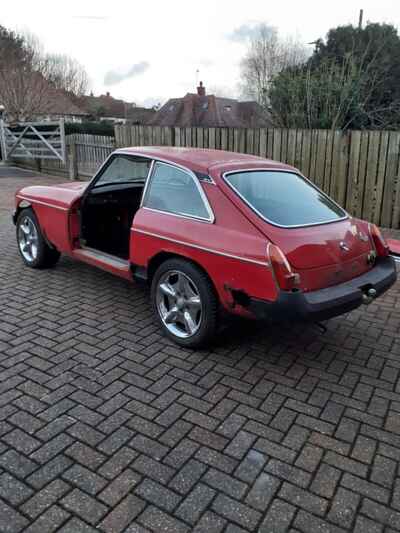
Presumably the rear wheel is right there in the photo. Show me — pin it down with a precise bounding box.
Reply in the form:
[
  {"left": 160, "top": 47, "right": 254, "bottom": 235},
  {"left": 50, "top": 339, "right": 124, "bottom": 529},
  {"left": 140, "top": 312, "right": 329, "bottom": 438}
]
[
  {"left": 16, "top": 209, "right": 60, "bottom": 268},
  {"left": 151, "top": 258, "right": 218, "bottom": 348}
]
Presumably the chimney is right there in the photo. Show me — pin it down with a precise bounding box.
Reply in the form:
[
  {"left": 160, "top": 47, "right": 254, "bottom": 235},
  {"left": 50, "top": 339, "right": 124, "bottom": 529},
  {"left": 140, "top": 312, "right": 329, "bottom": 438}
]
[
  {"left": 197, "top": 81, "right": 206, "bottom": 97},
  {"left": 106, "top": 91, "right": 111, "bottom": 98}
]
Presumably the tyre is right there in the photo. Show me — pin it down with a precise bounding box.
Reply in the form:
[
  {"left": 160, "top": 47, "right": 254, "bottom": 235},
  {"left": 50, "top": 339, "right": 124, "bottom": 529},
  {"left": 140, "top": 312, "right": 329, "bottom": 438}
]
[
  {"left": 151, "top": 258, "right": 218, "bottom": 348},
  {"left": 16, "top": 208, "right": 60, "bottom": 268}
]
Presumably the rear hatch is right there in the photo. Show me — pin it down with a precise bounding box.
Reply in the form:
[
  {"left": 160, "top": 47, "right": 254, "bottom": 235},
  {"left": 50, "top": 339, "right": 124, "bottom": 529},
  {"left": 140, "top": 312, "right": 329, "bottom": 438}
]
[
  {"left": 387, "top": 239, "right": 400, "bottom": 263},
  {"left": 269, "top": 219, "right": 371, "bottom": 269},
  {"left": 258, "top": 218, "right": 374, "bottom": 291},
  {"left": 219, "top": 167, "right": 375, "bottom": 291}
]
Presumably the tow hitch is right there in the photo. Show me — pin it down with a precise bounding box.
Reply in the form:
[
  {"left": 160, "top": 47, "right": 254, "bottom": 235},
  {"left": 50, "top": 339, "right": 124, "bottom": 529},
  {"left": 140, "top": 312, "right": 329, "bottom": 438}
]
[{"left": 362, "top": 287, "right": 377, "bottom": 305}]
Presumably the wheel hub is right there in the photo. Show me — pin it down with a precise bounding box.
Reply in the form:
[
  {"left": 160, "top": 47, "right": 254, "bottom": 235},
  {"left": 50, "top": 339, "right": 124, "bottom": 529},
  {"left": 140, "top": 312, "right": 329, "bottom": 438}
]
[
  {"left": 177, "top": 297, "right": 185, "bottom": 310},
  {"left": 156, "top": 270, "right": 203, "bottom": 339}
]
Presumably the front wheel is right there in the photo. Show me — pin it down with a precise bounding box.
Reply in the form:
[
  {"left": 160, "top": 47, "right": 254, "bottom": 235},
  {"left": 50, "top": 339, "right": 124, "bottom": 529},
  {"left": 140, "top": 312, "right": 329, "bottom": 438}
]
[
  {"left": 151, "top": 258, "right": 218, "bottom": 348},
  {"left": 16, "top": 209, "right": 60, "bottom": 268}
]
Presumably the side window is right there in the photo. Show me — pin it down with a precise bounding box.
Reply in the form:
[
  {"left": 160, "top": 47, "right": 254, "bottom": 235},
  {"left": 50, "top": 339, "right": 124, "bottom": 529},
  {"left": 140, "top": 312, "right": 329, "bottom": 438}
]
[
  {"left": 95, "top": 155, "right": 151, "bottom": 186},
  {"left": 143, "top": 162, "right": 211, "bottom": 220}
]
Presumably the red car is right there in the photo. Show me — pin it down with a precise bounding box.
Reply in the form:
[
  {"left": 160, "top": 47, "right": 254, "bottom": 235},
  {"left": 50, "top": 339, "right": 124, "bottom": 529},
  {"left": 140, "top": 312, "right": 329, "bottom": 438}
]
[{"left": 13, "top": 147, "right": 397, "bottom": 347}]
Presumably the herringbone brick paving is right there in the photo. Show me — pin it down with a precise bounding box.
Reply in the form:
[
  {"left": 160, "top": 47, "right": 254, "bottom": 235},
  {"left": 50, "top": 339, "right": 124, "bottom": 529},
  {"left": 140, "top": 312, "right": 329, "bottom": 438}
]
[{"left": 1, "top": 169, "right": 400, "bottom": 532}]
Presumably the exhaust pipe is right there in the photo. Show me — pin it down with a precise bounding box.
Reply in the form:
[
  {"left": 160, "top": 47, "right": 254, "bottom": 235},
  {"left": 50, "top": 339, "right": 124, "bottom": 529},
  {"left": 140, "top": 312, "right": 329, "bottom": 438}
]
[{"left": 362, "top": 287, "right": 377, "bottom": 305}]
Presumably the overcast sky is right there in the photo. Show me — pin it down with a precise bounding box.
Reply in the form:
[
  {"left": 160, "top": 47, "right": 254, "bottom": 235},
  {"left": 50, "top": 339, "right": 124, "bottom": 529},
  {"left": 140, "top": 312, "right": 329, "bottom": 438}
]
[{"left": 1, "top": 0, "right": 399, "bottom": 107}]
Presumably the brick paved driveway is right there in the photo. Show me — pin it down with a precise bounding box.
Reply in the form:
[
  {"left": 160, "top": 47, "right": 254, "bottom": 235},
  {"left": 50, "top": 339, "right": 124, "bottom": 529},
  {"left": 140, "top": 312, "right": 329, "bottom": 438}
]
[{"left": 1, "top": 168, "right": 400, "bottom": 532}]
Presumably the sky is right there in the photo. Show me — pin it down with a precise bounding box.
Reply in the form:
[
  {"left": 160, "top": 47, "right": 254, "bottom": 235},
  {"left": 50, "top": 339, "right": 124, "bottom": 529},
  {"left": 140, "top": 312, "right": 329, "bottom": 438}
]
[{"left": 1, "top": 0, "right": 399, "bottom": 107}]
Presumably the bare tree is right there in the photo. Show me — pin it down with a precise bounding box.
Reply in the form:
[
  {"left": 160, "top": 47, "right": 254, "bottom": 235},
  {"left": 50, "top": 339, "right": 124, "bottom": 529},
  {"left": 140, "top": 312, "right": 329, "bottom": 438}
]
[
  {"left": 0, "top": 27, "right": 90, "bottom": 121},
  {"left": 240, "top": 24, "right": 309, "bottom": 108},
  {"left": 43, "top": 53, "right": 89, "bottom": 97},
  {"left": 20, "top": 32, "right": 89, "bottom": 97},
  {"left": 0, "top": 27, "right": 51, "bottom": 121},
  {"left": 20, "top": 30, "right": 46, "bottom": 70}
]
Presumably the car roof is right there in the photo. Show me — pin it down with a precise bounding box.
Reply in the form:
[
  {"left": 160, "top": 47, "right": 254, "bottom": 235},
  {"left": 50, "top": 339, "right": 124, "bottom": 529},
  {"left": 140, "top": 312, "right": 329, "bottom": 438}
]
[{"left": 114, "top": 146, "right": 295, "bottom": 177}]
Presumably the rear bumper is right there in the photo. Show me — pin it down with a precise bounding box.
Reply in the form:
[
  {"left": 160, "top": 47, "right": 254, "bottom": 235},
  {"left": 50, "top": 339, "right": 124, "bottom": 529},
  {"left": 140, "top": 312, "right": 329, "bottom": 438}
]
[{"left": 248, "top": 256, "right": 397, "bottom": 322}]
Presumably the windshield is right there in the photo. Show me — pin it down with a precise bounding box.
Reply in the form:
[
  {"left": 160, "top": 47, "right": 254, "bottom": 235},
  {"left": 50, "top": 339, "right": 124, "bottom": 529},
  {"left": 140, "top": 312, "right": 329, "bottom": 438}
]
[
  {"left": 225, "top": 170, "right": 346, "bottom": 227},
  {"left": 94, "top": 155, "right": 151, "bottom": 187}
]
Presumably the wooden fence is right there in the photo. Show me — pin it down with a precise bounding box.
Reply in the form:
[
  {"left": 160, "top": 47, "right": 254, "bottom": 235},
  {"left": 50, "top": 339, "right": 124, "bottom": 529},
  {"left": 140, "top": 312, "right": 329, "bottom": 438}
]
[
  {"left": 115, "top": 125, "right": 400, "bottom": 229},
  {"left": 15, "top": 133, "right": 115, "bottom": 180},
  {"left": 11, "top": 125, "right": 400, "bottom": 228}
]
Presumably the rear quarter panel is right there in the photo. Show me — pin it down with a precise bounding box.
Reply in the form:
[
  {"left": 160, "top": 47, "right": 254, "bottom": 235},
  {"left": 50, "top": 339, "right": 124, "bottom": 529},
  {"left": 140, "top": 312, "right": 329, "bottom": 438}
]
[{"left": 130, "top": 183, "right": 278, "bottom": 313}]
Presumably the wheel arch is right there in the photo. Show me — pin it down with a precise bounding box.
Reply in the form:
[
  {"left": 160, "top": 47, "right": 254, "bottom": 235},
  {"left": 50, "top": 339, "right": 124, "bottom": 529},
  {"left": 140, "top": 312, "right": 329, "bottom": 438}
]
[
  {"left": 13, "top": 200, "right": 32, "bottom": 225},
  {"left": 15, "top": 204, "right": 58, "bottom": 251},
  {"left": 145, "top": 251, "right": 219, "bottom": 300}
]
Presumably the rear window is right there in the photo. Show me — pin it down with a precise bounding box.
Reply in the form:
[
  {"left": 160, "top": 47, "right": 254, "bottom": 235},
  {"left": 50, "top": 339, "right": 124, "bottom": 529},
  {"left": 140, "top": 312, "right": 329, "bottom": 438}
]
[{"left": 225, "top": 170, "right": 346, "bottom": 227}]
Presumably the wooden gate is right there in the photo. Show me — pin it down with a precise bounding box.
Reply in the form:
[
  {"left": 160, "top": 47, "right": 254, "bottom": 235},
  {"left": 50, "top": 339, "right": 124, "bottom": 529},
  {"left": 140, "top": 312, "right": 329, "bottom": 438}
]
[{"left": 0, "top": 119, "right": 66, "bottom": 163}]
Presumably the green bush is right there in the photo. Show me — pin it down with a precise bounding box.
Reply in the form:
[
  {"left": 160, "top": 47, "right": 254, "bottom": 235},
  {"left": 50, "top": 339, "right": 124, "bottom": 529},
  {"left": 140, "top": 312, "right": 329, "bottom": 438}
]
[{"left": 65, "top": 121, "right": 115, "bottom": 136}]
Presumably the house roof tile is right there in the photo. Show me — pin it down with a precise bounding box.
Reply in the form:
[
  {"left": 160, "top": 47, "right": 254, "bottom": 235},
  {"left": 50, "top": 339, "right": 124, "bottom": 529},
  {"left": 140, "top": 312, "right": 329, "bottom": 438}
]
[{"left": 146, "top": 91, "right": 272, "bottom": 128}]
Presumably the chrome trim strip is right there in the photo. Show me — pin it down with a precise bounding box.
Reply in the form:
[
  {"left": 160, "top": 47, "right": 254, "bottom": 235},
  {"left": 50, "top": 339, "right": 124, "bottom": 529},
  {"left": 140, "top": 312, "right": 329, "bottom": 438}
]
[
  {"left": 16, "top": 195, "right": 69, "bottom": 211},
  {"left": 85, "top": 152, "right": 116, "bottom": 187},
  {"left": 390, "top": 254, "right": 400, "bottom": 264},
  {"left": 142, "top": 206, "right": 213, "bottom": 224},
  {"left": 78, "top": 246, "right": 130, "bottom": 268},
  {"left": 115, "top": 149, "right": 216, "bottom": 185},
  {"left": 141, "top": 160, "right": 215, "bottom": 223},
  {"left": 131, "top": 228, "right": 269, "bottom": 266},
  {"left": 139, "top": 159, "right": 155, "bottom": 207},
  {"left": 222, "top": 169, "right": 349, "bottom": 229}
]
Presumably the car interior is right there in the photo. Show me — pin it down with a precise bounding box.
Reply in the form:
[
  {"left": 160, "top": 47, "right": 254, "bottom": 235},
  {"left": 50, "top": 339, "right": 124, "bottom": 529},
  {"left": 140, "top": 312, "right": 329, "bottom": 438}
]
[{"left": 80, "top": 155, "right": 151, "bottom": 260}]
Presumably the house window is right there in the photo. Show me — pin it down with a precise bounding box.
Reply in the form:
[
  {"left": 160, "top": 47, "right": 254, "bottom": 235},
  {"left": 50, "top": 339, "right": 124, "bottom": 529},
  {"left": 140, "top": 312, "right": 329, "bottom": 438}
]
[
  {"left": 143, "top": 162, "right": 212, "bottom": 221},
  {"left": 168, "top": 105, "right": 175, "bottom": 112},
  {"left": 224, "top": 105, "right": 232, "bottom": 112}
]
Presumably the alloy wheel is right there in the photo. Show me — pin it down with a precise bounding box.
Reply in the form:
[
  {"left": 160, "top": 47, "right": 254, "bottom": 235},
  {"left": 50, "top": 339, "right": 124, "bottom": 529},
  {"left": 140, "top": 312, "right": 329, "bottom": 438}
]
[
  {"left": 18, "top": 216, "right": 39, "bottom": 263},
  {"left": 156, "top": 270, "right": 203, "bottom": 338}
]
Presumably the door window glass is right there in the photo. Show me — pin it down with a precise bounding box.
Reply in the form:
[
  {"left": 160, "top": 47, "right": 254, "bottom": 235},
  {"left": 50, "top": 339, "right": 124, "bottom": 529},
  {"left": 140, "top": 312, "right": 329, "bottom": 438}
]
[{"left": 143, "top": 162, "right": 211, "bottom": 220}]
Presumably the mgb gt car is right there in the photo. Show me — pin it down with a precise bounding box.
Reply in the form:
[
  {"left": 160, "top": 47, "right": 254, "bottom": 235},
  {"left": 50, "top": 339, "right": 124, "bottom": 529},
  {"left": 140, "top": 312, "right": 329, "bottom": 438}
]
[{"left": 14, "top": 147, "right": 397, "bottom": 347}]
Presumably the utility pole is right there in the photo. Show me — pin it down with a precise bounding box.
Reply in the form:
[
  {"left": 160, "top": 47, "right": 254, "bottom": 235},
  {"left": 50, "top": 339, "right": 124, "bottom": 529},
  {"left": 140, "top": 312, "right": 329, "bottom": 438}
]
[{"left": 358, "top": 9, "right": 364, "bottom": 29}]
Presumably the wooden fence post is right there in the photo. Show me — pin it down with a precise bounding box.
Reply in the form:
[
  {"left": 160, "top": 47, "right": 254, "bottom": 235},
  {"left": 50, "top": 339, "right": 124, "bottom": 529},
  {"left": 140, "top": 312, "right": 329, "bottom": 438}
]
[
  {"left": 0, "top": 119, "right": 9, "bottom": 163},
  {"left": 68, "top": 141, "right": 78, "bottom": 180}
]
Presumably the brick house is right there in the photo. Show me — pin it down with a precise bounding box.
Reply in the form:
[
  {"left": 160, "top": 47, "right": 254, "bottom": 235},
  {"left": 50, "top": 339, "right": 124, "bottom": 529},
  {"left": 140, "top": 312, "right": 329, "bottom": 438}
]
[
  {"left": 146, "top": 82, "right": 273, "bottom": 128},
  {"left": 34, "top": 88, "right": 89, "bottom": 123},
  {"left": 77, "top": 92, "right": 156, "bottom": 125}
]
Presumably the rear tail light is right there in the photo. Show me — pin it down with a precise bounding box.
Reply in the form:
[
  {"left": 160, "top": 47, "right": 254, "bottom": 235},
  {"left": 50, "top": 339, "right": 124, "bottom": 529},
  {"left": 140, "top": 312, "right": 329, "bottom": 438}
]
[
  {"left": 267, "top": 243, "right": 300, "bottom": 291},
  {"left": 369, "top": 224, "right": 389, "bottom": 257}
]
